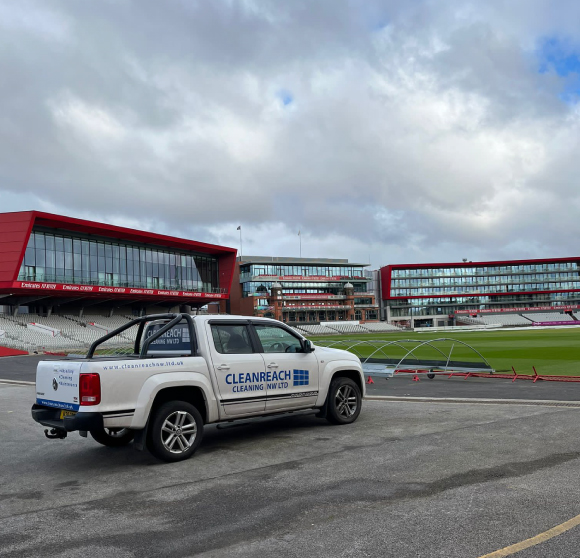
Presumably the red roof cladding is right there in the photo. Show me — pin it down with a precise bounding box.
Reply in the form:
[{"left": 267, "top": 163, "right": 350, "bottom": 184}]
[
  {"left": 0, "top": 212, "right": 34, "bottom": 282},
  {"left": 0, "top": 211, "right": 237, "bottom": 300},
  {"left": 382, "top": 256, "right": 580, "bottom": 270}
]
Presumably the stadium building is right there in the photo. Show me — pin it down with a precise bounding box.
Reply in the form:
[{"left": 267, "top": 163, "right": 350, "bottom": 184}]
[
  {"left": 229, "top": 256, "right": 379, "bottom": 324},
  {"left": 380, "top": 258, "right": 580, "bottom": 328},
  {"left": 0, "top": 211, "right": 237, "bottom": 317}
]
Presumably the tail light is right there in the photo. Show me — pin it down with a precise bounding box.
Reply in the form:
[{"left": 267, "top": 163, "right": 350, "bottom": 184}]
[{"left": 79, "top": 373, "right": 101, "bottom": 405}]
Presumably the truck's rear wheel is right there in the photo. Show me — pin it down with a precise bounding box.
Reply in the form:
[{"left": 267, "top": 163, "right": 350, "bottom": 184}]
[
  {"left": 326, "top": 377, "right": 362, "bottom": 425},
  {"left": 90, "top": 427, "right": 135, "bottom": 447},
  {"left": 147, "top": 401, "right": 203, "bottom": 462}
]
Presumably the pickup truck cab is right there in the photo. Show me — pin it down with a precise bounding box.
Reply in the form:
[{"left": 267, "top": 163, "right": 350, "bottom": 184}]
[{"left": 31, "top": 313, "right": 365, "bottom": 462}]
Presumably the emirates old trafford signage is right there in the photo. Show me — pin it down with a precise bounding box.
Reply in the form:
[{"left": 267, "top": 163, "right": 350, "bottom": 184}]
[{"left": 12, "top": 281, "right": 226, "bottom": 299}]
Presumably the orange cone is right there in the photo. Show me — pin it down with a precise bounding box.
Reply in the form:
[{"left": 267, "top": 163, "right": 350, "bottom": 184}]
[
  {"left": 366, "top": 376, "right": 374, "bottom": 385},
  {"left": 412, "top": 375, "right": 420, "bottom": 382}
]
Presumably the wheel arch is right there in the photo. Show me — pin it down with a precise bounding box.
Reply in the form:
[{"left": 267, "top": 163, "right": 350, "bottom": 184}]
[
  {"left": 150, "top": 386, "right": 208, "bottom": 423},
  {"left": 330, "top": 369, "right": 364, "bottom": 395}
]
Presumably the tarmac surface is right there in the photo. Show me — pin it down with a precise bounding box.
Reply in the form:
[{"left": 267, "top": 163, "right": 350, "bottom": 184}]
[
  {"left": 3, "top": 354, "right": 580, "bottom": 402},
  {"left": 3, "top": 376, "right": 580, "bottom": 557}
]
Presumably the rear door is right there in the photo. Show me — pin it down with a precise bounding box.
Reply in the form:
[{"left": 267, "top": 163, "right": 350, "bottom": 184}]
[
  {"left": 252, "top": 323, "right": 320, "bottom": 412},
  {"left": 36, "top": 360, "right": 84, "bottom": 412},
  {"left": 206, "top": 321, "right": 266, "bottom": 417}
]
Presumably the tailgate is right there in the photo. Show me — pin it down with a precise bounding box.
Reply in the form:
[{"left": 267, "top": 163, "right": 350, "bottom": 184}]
[{"left": 36, "top": 361, "right": 84, "bottom": 411}]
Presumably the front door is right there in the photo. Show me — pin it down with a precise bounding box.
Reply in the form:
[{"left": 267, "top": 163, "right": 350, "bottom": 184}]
[
  {"left": 253, "top": 323, "right": 319, "bottom": 412},
  {"left": 208, "top": 322, "right": 266, "bottom": 417}
]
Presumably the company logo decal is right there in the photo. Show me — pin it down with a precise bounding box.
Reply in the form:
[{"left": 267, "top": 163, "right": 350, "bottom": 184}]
[
  {"left": 293, "top": 369, "right": 309, "bottom": 386},
  {"left": 52, "top": 378, "right": 58, "bottom": 391}
]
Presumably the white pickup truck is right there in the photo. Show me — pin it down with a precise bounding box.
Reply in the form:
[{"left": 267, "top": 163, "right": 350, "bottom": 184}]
[{"left": 31, "top": 313, "right": 365, "bottom": 462}]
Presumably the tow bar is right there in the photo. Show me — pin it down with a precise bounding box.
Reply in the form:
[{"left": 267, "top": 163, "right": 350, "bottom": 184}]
[{"left": 44, "top": 428, "right": 67, "bottom": 439}]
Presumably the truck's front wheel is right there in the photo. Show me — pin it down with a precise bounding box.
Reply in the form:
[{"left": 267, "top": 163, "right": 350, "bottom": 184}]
[
  {"left": 326, "top": 377, "right": 362, "bottom": 425},
  {"left": 147, "top": 401, "right": 204, "bottom": 462},
  {"left": 90, "top": 427, "right": 135, "bottom": 447}
]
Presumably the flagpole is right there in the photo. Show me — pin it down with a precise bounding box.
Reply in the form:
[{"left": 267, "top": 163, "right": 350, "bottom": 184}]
[
  {"left": 298, "top": 230, "right": 301, "bottom": 258},
  {"left": 237, "top": 226, "right": 242, "bottom": 259}
]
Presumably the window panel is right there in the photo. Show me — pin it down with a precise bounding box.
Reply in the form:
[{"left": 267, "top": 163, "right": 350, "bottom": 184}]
[{"left": 211, "top": 324, "right": 253, "bottom": 354}]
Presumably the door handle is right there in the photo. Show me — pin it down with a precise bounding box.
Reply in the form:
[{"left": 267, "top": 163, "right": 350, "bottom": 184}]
[
  {"left": 216, "top": 365, "right": 230, "bottom": 371},
  {"left": 267, "top": 363, "right": 278, "bottom": 368}
]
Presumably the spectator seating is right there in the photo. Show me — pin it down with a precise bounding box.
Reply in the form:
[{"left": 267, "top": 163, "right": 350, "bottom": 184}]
[
  {"left": 294, "top": 324, "right": 338, "bottom": 335},
  {"left": 361, "top": 322, "right": 402, "bottom": 332},
  {"left": 476, "top": 314, "right": 533, "bottom": 326},
  {"left": 0, "top": 313, "right": 135, "bottom": 353},
  {"left": 325, "top": 323, "right": 369, "bottom": 334},
  {"left": 522, "top": 313, "right": 576, "bottom": 323},
  {"left": 295, "top": 322, "right": 403, "bottom": 335},
  {"left": 456, "top": 316, "right": 487, "bottom": 326}
]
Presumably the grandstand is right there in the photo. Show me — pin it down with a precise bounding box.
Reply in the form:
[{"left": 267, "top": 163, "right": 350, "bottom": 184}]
[
  {"left": 0, "top": 313, "right": 135, "bottom": 353},
  {"left": 295, "top": 322, "right": 403, "bottom": 336},
  {"left": 6, "top": 307, "right": 579, "bottom": 354},
  {"left": 457, "top": 312, "right": 580, "bottom": 328},
  {"left": 362, "top": 322, "right": 403, "bottom": 332},
  {"left": 294, "top": 324, "right": 338, "bottom": 336},
  {"left": 324, "top": 323, "right": 369, "bottom": 334},
  {"left": 468, "top": 315, "right": 532, "bottom": 327},
  {"left": 522, "top": 313, "right": 577, "bottom": 323}
]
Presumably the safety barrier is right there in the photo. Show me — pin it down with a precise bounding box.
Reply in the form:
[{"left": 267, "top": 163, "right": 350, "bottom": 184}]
[{"left": 390, "top": 366, "right": 580, "bottom": 383}]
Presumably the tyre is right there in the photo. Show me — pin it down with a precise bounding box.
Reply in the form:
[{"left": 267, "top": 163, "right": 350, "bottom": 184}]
[
  {"left": 427, "top": 372, "right": 435, "bottom": 380},
  {"left": 90, "top": 427, "right": 135, "bottom": 447},
  {"left": 147, "top": 401, "right": 204, "bottom": 462},
  {"left": 326, "top": 377, "right": 362, "bottom": 425}
]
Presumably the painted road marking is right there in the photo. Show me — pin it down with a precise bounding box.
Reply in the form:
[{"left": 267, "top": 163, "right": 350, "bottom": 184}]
[
  {"left": 365, "top": 396, "right": 580, "bottom": 407},
  {"left": 477, "top": 513, "right": 580, "bottom": 557},
  {"left": 0, "top": 379, "right": 35, "bottom": 386}
]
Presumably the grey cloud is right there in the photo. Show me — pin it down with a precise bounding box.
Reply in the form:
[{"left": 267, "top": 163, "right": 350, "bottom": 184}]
[{"left": 2, "top": 0, "right": 580, "bottom": 266}]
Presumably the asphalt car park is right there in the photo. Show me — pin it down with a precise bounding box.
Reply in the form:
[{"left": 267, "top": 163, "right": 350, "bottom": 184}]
[
  {"left": 4, "top": 354, "right": 580, "bottom": 402},
  {"left": 3, "top": 365, "right": 580, "bottom": 557}
]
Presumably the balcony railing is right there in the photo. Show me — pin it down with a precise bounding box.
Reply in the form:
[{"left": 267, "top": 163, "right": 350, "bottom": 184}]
[
  {"left": 239, "top": 273, "right": 370, "bottom": 283},
  {"left": 282, "top": 305, "right": 351, "bottom": 311}
]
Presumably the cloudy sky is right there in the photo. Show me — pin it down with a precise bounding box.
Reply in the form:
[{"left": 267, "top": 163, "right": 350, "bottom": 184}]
[{"left": 2, "top": 0, "right": 580, "bottom": 268}]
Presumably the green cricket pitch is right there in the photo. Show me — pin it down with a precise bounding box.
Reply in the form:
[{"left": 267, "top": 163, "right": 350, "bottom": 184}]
[{"left": 311, "top": 327, "right": 580, "bottom": 376}]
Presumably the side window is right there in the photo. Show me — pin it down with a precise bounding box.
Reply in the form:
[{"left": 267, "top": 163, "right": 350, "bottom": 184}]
[
  {"left": 211, "top": 324, "right": 253, "bottom": 354},
  {"left": 254, "top": 325, "right": 303, "bottom": 353}
]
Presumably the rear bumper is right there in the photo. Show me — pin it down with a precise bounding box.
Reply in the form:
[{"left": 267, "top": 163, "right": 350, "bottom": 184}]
[{"left": 31, "top": 404, "right": 103, "bottom": 432}]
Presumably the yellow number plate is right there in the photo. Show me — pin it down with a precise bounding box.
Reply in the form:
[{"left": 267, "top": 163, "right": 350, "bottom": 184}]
[{"left": 60, "top": 410, "right": 76, "bottom": 419}]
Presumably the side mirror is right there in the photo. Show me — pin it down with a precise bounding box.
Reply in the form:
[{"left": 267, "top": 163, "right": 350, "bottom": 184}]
[{"left": 303, "top": 339, "right": 314, "bottom": 353}]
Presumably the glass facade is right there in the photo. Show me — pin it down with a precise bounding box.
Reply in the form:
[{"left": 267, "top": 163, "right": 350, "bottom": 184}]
[
  {"left": 387, "top": 260, "right": 580, "bottom": 317},
  {"left": 390, "top": 263, "right": 580, "bottom": 297},
  {"left": 18, "top": 230, "right": 221, "bottom": 293},
  {"left": 240, "top": 263, "right": 366, "bottom": 282},
  {"left": 242, "top": 281, "right": 368, "bottom": 298},
  {"left": 238, "top": 260, "right": 377, "bottom": 323}
]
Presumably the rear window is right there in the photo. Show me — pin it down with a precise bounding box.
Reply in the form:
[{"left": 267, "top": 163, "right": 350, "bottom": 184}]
[
  {"left": 144, "top": 322, "right": 192, "bottom": 354},
  {"left": 211, "top": 324, "right": 253, "bottom": 354}
]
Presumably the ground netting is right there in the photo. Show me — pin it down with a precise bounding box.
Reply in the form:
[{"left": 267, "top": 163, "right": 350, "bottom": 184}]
[{"left": 314, "top": 338, "right": 494, "bottom": 373}]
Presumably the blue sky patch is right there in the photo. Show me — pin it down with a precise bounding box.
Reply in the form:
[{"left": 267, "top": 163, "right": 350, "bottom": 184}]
[
  {"left": 537, "top": 36, "right": 580, "bottom": 102},
  {"left": 538, "top": 37, "right": 580, "bottom": 76},
  {"left": 277, "top": 90, "right": 293, "bottom": 106}
]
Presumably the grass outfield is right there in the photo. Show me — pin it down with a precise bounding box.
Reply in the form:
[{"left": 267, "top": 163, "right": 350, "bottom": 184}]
[{"left": 311, "top": 327, "right": 580, "bottom": 376}]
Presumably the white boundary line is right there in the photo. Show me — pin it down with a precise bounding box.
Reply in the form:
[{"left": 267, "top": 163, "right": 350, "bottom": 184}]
[
  {"left": 2, "top": 384, "right": 578, "bottom": 405},
  {"left": 365, "top": 395, "right": 580, "bottom": 407},
  {"left": 0, "top": 379, "right": 35, "bottom": 386}
]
